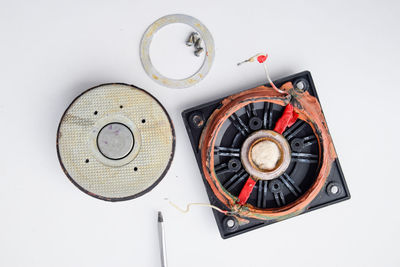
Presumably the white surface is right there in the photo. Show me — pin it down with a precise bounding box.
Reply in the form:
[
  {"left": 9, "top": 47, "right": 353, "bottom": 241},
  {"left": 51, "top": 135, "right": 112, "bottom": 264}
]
[{"left": 0, "top": 1, "right": 399, "bottom": 266}]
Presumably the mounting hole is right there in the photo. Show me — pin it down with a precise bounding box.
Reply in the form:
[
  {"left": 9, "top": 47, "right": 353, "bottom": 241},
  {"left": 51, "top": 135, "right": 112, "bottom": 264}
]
[
  {"left": 294, "top": 78, "right": 309, "bottom": 92},
  {"left": 141, "top": 119, "right": 146, "bottom": 124},
  {"left": 189, "top": 112, "right": 205, "bottom": 128},
  {"left": 331, "top": 185, "right": 339, "bottom": 194},
  {"left": 222, "top": 216, "right": 239, "bottom": 232},
  {"left": 226, "top": 219, "right": 235, "bottom": 228},
  {"left": 94, "top": 111, "right": 98, "bottom": 115},
  {"left": 296, "top": 81, "right": 305, "bottom": 90},
  {"left": 269, "top": 181, "right": 282, "bottom": 192},
  {"left": 134, "top": 167, "right": 138, "bottom": 171},
  {"left": 120, "top": 105, "right": 123, "bottom": 109},
  {"left": 249, "top": 117, "right": 262, "bottom": 131},
  {"left": 291, "top": 138, "right": 304, "bottom": 152},
  {"left": 85, "top": 159, "right": 89, "bottom": 163},
  {"left": 327, "top": 182, "right": 341, "bottom": 196},
  {"left": 228, "top": 158, "right": 241, "bottom": 172}
]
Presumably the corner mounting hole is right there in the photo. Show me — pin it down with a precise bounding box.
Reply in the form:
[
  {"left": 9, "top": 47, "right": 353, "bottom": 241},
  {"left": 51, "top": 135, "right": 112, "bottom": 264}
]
[
  {"left": 330, "top": 185, "right": 339, "bottom": 194},
  {"left": 226, "top": 219, "right": 235, "bottom": 228},
  {"left": 94, "top": 111, "right": 98, "bottom": 115},
  {"left": 141, "top": 119, "right": 146, "bottom": 123},
  {"left": 274, "top": 184, "right": 279, "bottom": 189},
  {"left": 134, "top": 167, "right": 138, "bottom": 171},
  {"left": 232, "top": 163, "right": 237, "bottom": 168},
  {"left": 85, "top": 159, "right": 89, "bottom": 163},
  {"left": 296, "top": 81, "right": 305, "bottom": 90}
]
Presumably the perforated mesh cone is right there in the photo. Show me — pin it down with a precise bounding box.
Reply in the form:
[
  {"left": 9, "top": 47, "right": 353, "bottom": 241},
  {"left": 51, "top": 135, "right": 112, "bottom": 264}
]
[{"left": 57, "top": 83, "right": 175, "bottom": 201}]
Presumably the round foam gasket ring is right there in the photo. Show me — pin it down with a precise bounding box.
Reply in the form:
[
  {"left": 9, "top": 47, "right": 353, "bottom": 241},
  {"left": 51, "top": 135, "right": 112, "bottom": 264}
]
[
  {"left": 140, "top": 14, "right": 215, "bottom": 89},
  {"left": 56, "top": 83, "right": 175, "bottom": 201},
  {"left": 200, "top": 82, "right": 337, "bottom": 220}
]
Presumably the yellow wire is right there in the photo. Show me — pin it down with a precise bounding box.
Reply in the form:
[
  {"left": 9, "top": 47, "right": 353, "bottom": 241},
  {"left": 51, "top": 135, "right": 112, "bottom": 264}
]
[{"left": 168, "top": 200, "right": 229, "bottom": 215}]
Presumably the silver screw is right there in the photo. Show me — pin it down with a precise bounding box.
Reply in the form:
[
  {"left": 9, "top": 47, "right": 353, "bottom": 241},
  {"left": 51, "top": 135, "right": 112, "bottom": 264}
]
[
  {"left": 194, "top": 37, "right": 202, "bottom": 49},
  {"left": 186, "top": 32, "right": 198, "bottom": 46},
  {"left": 186, "top": 32, "right": 203, "bottom": 57},
  {"left": 194, "top": 47, "right": 204, "bottom": 57}
]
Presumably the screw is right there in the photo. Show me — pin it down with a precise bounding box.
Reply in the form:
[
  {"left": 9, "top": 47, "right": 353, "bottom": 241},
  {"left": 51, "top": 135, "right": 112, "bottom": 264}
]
[
  {"left": 194, "top": 47, "right": 204, "bottom": 57},
  {"left": 186, "top": 35, "right": 194, "bottom": 46},
  {"left": 186, "top": 32, "right": 203, "bottom": 57},
  {"left": 186, "top": 32, "right": 198, "bottom": 46},
  {"left": 194, "top": 37, "right": 202, "bottom": 49}
]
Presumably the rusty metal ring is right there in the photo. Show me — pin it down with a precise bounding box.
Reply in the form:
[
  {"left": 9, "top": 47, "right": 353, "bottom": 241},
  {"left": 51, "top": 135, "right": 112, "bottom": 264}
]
[
  {"left": 200, "top": 82, "right": 337, "bottom": 220},
  {"left": 140, "top": 14, "right": 215, "bottom": 89}
]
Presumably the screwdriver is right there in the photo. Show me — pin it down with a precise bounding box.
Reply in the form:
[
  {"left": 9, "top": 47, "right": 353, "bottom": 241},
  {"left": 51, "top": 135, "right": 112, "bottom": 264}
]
[{"left": 158, "top": 211, "right": 167, "bottom": 267}]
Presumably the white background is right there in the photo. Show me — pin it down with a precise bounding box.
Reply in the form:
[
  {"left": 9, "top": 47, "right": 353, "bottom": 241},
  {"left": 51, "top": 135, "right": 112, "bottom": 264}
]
[{"left": 0, "top": 1, "right": 399, "bottom": 266}]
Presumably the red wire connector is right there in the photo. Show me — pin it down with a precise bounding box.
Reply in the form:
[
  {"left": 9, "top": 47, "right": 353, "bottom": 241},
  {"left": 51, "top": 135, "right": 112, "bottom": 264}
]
[
  {"left": 274, "top": 104, "right": 299, "bottom": 134},
  {"left": 257, "top": 54, "right": 267, "bottom": 63},
  {"left": 237, "top": 177, "right": 257, "bottom": 205},
  {"left": 237, "top": 53, "right": 286, "bottom": 94}
]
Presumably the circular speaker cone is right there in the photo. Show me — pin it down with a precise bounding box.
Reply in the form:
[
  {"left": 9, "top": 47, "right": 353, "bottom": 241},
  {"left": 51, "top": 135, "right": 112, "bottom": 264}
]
[{"left": 57, "top": 83, "right": 175, "bottom": 201}]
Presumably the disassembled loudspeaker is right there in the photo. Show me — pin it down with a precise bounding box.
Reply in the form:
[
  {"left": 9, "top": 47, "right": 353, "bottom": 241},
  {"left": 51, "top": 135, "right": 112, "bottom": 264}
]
[
  {"left": 182, "top": 71, "right": 350, "bottom": 238},
  {"left": 57, "top": 83, "right": 175, "bottom": 201}
]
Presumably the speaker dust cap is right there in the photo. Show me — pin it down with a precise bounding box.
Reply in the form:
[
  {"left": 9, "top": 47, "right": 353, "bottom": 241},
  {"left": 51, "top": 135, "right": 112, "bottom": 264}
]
[{"left": 56, "top": 83, "right": 175, "bottom": 201}]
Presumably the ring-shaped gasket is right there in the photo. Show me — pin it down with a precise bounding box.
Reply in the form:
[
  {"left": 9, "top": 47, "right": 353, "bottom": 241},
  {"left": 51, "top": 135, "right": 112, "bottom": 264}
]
[{"left": 140, "top": 14, "right": 215, "bottom": 89}]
